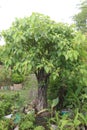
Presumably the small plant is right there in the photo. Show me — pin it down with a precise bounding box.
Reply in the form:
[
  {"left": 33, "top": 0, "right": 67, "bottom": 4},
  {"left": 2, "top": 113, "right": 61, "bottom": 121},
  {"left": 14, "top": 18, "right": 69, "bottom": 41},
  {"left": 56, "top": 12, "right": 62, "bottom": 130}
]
[
  {"left": 19, "top": 113, "right": 35, "bottom": 130},
  {"left": 0, "top": 119, "right": 14, "bottom": 130},
  {"left": 79, "top": 112, "right": 87, "bottom": 127},
  {"left": 11, "top": 73, "right": 24, "bottom": 84},
  {"left": 19, "top": 121, "right": 34, "bottom": 130},
  {"left": 0, "top": 93, "right": 21, "bottom": 118},
  {"left": 51, "top": 98, "right": 59, "bottom": 109},
  {"left": 34, "top": 126, "right": 45, "bottom": 130},
  {"left": 48, "top": 109, "right": 83, "bottom": 130},
  {"left": 70, "top": 109, "right": 81, "bottom": 129},
  {"left": 0, "top": 120, "right": 8, "bottom": 130}
]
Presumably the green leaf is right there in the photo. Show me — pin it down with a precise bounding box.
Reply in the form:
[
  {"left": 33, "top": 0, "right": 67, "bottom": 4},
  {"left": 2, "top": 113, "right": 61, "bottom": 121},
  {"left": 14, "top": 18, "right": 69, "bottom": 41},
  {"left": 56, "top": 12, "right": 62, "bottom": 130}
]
[
  {"left": 28, "top": 64, "right": 32, "bottom": 71},
  {"left": 44, "top": 66, "right": 50, "bottom": 73},
  {"left": 51, "top": 98, "right": 59, "bottom": 108}
]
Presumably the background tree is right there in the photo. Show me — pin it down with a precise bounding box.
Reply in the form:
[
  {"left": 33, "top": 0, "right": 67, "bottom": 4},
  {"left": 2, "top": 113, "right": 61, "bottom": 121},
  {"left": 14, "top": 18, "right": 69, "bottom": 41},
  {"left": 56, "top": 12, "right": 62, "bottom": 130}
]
[
  {"left": 0, "top": 46, "right": 3, "bottom": 65},
  {"left": 2, "top": 13, "right": 87, "bottom": 111},
  {"left": 73, "top": 0, "right": 87, "bottom": 33}
]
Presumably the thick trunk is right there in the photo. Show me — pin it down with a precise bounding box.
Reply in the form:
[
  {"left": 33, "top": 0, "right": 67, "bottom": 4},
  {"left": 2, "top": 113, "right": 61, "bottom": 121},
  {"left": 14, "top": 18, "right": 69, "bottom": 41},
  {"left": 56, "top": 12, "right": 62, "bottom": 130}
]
[
  {"left": 37, "top": 83, "right": 48, "bottom": 111},
  {"left": 35, "top": 68, "right": 49, "bottom": 111}
]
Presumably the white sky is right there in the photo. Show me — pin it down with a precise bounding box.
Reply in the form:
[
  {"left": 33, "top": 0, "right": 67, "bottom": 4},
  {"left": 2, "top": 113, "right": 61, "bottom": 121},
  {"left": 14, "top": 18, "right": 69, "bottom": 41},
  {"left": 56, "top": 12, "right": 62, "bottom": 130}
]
[{"left": 0, "top": 0, "right": 80, "bottom": 45}]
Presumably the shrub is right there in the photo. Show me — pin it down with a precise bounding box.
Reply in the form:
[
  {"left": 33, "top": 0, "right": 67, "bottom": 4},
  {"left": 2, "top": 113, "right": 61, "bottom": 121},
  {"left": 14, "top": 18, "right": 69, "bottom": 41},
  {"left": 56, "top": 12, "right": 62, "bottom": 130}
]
[
  {"left": 0, "top": 93, "right": 20, "bottom": 118},
  {"left": 19, "top": 121, "right": 34, "bottom": 130},
  {"left": 11, "top": 73, "right": 24, "bottom": 84},
  {"left": 19, "top": 113, "right": 35, "bottom": 130},
  {"left": 34, "top": 126, "right": 45, "bottom": 130},
  {"left": 48, "top": 68, "right": 87, "bottom": 110},
  {"left": 0, "top": 119, "right": 14, "bottom": 130},
  {"left": 48, "top": 109, "right": 87, "bottom": 130}
]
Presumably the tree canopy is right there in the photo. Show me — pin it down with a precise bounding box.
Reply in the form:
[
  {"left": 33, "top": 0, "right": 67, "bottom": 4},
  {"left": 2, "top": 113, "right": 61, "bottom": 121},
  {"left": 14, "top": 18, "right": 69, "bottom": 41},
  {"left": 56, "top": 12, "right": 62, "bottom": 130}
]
[
  {"left": 73, "top": 0, "right": 87, "bottom": 33},
  {"left": 2, "top": 13, "right": 82, "bottom": 75}
]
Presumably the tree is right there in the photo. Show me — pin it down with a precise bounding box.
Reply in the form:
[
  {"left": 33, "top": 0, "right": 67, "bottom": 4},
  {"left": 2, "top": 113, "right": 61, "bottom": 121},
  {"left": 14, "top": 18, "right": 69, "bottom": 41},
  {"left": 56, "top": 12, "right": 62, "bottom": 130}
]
[
  {"left": 73, "top": 0, "right": 87, "bottom": 33},
  {"left": 0, "top": 46, "right": 4, "bottom": 65},
  {"left": 2, "top": 13, "right": 87, "bottom": 111}
]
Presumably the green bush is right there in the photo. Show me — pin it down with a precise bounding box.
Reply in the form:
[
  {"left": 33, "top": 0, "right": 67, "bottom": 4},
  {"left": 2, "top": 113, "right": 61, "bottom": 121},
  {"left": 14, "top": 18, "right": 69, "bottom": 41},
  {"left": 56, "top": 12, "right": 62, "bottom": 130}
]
[
  {"left": 19, "top": 113, "right": 35, "bottom": 130},
  {"left": 0, "top": 98, "right": 12, "bottom": 118},
  {"left": 11, "top": 73, "right": 24, "bottom": 84},
  {"left": 34, "top": 126, "right": 45, "bottom": 130},
  {"left": 19, "top": 121, "right": 34, "bottom": 130},
  {"left": 0, "top": 119, "right": 14, "bottom": 130},
  {"left": 48, "top": 109, "right": 87, "bottom": 130},
  {"left": 0, "top": 120, "right": 9, "bottom": 130},
  {"left": 48, "top": 68, "right": 87, "bottom": 110},
  {"left": 0, "top": 93, "right": 20, "bottom": 118}
]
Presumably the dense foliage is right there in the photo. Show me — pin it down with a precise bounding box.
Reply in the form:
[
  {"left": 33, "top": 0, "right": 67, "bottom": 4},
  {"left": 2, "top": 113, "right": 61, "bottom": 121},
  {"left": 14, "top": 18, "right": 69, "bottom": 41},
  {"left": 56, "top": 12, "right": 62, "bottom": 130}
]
[
  {"left": 73, "top": 0, "right": 87, "bottom": 33},
  {"left": 2, "top": 12, "right": 87, "bottom": 111},
  {"left": 0, "top": 93, "right": 20, "bottom": 118},
  {"left": 0, "top": 65, "right": 11, "bottom": 86}
]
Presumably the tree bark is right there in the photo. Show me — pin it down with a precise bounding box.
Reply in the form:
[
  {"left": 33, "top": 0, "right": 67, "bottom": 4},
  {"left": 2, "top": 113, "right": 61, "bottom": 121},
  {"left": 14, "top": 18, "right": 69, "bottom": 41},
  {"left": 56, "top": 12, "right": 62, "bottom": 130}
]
[
  {"left": 35, "top": 68, "right": 49, "bottom": 111},
  {"left": 37, "top": 83, "right": 48, "bottom": 111}
]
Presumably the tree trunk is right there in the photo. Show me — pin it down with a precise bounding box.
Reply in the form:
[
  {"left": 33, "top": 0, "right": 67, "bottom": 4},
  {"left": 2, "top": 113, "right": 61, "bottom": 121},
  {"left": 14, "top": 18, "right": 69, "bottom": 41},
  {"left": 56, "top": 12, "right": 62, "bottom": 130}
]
[
  {"left": 35, "top": 68, "right": 49, "bottom": 111},
  {"left": 37, "top": 83, "right": 48, "bottom": 111}
]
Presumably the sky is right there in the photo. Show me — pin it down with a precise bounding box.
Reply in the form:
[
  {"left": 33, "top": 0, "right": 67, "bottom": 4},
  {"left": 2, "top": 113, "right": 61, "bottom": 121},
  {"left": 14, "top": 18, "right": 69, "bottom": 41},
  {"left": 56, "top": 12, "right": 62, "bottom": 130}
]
[{"left": 0, "top": 0, "right": 80, "bottom": 45}]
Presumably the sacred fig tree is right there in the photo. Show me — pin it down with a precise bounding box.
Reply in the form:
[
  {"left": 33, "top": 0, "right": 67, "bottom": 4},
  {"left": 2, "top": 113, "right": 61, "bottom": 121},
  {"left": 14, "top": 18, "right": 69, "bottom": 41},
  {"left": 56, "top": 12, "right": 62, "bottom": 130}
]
[{"left": 2, "top": 13, "right": 87, "bottom": 111}]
